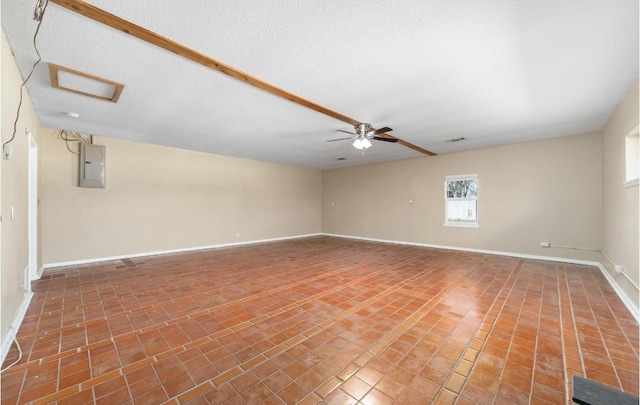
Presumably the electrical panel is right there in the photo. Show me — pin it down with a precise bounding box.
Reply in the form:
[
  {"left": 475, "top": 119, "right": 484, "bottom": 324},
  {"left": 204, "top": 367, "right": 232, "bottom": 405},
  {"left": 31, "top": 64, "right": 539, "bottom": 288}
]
[{"left": 79, "top": 143, "right": 106, "bottom": 188}]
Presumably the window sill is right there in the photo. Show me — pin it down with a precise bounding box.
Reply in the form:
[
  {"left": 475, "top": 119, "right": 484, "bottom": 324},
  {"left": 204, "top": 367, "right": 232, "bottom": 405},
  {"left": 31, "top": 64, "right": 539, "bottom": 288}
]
[
  {"left": 443, "top": 222, "right": 479, "bottom": 228},
  {"left": 624, "top": 179, "right": 638, "bottom": 188}
]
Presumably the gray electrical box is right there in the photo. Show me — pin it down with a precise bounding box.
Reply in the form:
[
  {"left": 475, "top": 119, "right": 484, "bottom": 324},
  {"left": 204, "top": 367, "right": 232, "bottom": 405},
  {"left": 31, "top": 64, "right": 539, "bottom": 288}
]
[{"left": 79, "top": 143, "right": 106, "bottom": 188}]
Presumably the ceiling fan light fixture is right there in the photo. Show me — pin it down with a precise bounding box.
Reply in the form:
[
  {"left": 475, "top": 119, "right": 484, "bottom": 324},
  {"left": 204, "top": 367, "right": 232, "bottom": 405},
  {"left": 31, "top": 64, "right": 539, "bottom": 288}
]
[
  {"left": 361, "top": 137, "right": 372, "bottom": 149},
  {"left": 353, "top": 138, "right": 364, "bottom": 149}
]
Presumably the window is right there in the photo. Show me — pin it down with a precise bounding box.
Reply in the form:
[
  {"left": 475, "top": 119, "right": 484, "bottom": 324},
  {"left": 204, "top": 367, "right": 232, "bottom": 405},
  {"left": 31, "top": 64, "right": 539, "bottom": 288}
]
[
  {"left": 444, "top": 174, "right": 478, "bottom": 227},
  {"left": 625, "top": 125, "right": 639, "bottom": 187}
]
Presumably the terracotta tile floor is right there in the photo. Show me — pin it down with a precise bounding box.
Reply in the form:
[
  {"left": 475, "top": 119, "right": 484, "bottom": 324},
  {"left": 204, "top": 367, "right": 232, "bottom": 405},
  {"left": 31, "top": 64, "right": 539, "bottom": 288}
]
[{"left": 1, "top": 236, "right": 638, "bottom": 404}]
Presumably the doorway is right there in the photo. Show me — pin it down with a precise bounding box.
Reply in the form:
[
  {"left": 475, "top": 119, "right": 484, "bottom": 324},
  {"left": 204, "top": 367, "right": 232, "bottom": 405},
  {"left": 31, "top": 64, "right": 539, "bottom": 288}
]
[{"left": 28, "top": 132, "right": 38, "bottom": 287}]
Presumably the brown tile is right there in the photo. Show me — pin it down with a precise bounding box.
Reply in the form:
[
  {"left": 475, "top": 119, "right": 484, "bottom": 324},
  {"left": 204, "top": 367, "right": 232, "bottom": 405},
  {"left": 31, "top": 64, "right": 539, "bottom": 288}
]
[
  {"left": 336, "top": 363, "right": 360, "bottom": 381},
  {"left": 316, "top": 377, "right": 341, "bottom": 398},
  {"left": 203, "top": 382, "right": 237, "bottom": 404},
  {"left": 454, "top": 359, "right": 473, "bottom": 377},
  {"left": 297, "top": 392, "right": 322, "bottom": 405},
  {"left": 212, "top": 366, "right": 243, "bottom": 386},
  {"left": 361, "top": 389, "right": 392, "bottom": 405},
  {"left": 264, "top": 370, "right": 293, "bottom": 393},
  {"left": 17, "top": 380, "right": 57, "bottom": 403},
  {"left": 94, "top": 375, "right": 127, "bottom": 400},
  {"left": 282, "top": 360, "right": 309, "bottom": 379},
  {"left": 135, "top": 386, "right": 170, "bottom": 404},
  {"left": 93, "top": 386, "right": 132, "bottom": 405},
  {"left": 375, "top": 374, "right": 407, "bottom": 398},
  {"left": 388, "top": 365, "right": 416, "bottom": 385},
  {"left": 277, "top": 381, "right": 308, "bottom": 404},
  {"left": 341, "top": 375, "right": 372, "bottom": 400},
  {"left": 240, "top": 382, "right": 272, "bottom": 403},
  {"left": 462, "top": 348, "right": 479, "bottom": 362},
  {"left": 318, "top": 388, "right": 354, "bottom": 405},
  {"left": 297, "top": 370, "right": 326, "bottom": 391},
  {"left": 56, "top": 388, "right": 95, "bottom": 405},
  {"left": 5, "top": 239, "right": 638, "bottom": 405},
  {"left": 446, "top": 372, "right": 467, "bottom": 393},
  {"left": 164, "top": 374, "right": 195, "bottom": 397},
  {"left": 433, "top": 389, "right": 458, "bottom": 404},
  {"left": 461, "top": 381, "right": 496, "bottom": 404}
]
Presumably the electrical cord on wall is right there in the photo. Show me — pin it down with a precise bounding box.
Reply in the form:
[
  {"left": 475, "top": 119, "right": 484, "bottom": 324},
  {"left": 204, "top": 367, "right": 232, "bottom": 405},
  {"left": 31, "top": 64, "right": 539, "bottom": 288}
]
[
  {"left": 57, "top": 130, "right": 90, "bottom": 154},
  {"left": 0, "top": 329, "right": 23, "bottom": 372},
  {"left": 2, "top": 0, "right": 49, "bottom": 151},
  {"left": 1, "top": 0, "right": 47, "bottom": 375}
]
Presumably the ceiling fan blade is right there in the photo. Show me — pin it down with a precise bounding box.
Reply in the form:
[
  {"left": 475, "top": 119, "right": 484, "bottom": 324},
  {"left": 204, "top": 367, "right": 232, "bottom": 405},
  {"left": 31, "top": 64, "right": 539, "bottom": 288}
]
[
  {"left": 337, "top": 129, "right": 356, "bottom": 135},
  {"left": 372, "top": 136, "right": 399, "bottom": 143},
  {"left": 327, "top": 137, "right": 353, "bottom": 142},
  {"left": 371, "top": 126, "right": 393, "bottom": 136},
  {"left": 374, "top": 131, "right": 437, "bottom": 155}
]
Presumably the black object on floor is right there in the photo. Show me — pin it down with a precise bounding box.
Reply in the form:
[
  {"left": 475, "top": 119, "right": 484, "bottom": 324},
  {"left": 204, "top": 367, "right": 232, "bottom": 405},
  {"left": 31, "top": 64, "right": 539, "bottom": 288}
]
[{"left": 573, "top": 375, "right": 639, "bottom": 405}]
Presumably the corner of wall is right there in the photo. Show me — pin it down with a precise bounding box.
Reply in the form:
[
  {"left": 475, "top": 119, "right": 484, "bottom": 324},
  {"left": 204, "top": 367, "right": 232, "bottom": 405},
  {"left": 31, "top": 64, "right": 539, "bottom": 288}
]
[
  {"left": 0, "top": 291, "right": 33, "bottom": 365},
  {"left": 598, "top": 252, "right": 639, "bottom": 322}
]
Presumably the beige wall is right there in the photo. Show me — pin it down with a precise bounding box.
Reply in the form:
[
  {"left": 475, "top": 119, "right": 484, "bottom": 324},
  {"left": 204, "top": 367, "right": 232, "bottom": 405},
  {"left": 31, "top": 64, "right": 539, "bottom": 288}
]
[
  {"left": 1, "top": 32, "right": 42, "bottom": 346},
  {"left": 39, "top": 134, "right": 322, "bottom": 264},
  {"left": 322, "top": 133, "right": 602, "bottom": 262},
  {"left": 601, "top": 77, "right": 639, "bottom": 309}
]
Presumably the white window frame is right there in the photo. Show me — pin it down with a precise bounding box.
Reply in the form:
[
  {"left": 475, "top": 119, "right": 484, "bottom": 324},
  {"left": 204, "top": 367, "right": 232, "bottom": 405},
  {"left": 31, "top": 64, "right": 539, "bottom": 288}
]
[{"left": 444, "top": 174, "right": 478, "bottom": 228}]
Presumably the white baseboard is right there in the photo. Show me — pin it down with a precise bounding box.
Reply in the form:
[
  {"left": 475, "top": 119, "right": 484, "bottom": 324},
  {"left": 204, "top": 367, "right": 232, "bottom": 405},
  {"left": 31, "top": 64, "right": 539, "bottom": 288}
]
[
  {"left": 1, "top": 291, "right": 34, "bottom": 366},
  {"left": 597, "top": 262, "right": 639, "bottom": 322},
  {"left": 322, "top": 233, "right": 600, "bottom": 266},
  {"left": 322, "top": 233, "right": 639, "bottom": 323},
  {"left": 41, "top": 233, "right": 323, "bottom": 270},
  {"left": 38, "top": 232, "right": 638, "bottom": 325}
]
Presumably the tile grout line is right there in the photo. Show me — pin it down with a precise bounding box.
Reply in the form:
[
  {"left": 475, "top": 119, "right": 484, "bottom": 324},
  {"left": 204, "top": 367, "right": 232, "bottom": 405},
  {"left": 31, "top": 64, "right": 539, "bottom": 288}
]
[
  {"left": 171, "top": 253, "right": 468, "bottom": 404},
  {"left": 526, "top": 267, "right": 545, "bottom": 405},
  {"left": 277, "top": 253, "right": 506, "bottom": 404},
  {"left": 24, "top": 252, "right": 447, "bottom": 405},
  {"left": 587, "top": 268, "right": 640, "bottom": 373},
  {"left": 558, "top": 263, "right": 582, "bottom": 404},
  {"left": 6, "top": 258, "right": 377, "bottom": 374},
  {"left": 26, "top": 256, "right": 337, "bottom": 324},
  {"left": 19, "top": 245, "right": 374, "bottom": 352},
  {"left": 439, "top": 258, "right": 525, "bottom": 403},
  {"left": 577, "top": 268, "right": 626, "bottom": 389},
  {"left": 391, "top": 255, "right": 509, "bottom": 403},
  {"left": 571, "top": 268, "right": 614, "bottom": 387},
  {"left": 18, "top": 259, "right": 358, "bottom": 346}
]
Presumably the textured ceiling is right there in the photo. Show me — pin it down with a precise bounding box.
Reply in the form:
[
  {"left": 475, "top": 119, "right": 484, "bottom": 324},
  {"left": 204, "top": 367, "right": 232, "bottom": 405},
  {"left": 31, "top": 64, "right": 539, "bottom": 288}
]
[{"left": 2, "top": 0, "right": 638, "bottom": 169}]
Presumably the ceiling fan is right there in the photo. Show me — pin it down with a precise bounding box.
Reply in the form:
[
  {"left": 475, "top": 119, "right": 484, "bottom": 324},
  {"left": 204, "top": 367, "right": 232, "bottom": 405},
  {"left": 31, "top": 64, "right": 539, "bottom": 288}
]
[{"left": 327, "top": 123, "right": 398, "bottom": 150}]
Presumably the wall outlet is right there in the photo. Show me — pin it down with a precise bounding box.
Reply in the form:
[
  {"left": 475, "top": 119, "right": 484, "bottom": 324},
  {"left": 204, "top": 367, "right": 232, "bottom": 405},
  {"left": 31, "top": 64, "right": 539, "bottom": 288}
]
[
  {"left": 540, "top": 242, "right": 551, "bottom": 248},
  {"left": 615, "top": 265, "right": 625, "bottom": 274},
  {"left": 3, "top": 144, "right": 12, "bottom": 159}
]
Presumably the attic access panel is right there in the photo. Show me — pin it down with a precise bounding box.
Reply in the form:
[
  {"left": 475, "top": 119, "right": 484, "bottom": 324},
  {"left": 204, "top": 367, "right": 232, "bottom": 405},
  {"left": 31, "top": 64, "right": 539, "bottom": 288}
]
[{"left": 48, "top": 63, "right": 124, "bottom": 103}]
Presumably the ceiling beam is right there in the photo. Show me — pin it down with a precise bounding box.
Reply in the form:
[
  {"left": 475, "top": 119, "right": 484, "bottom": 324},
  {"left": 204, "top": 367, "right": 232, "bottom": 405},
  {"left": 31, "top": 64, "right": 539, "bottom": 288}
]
[
  {"left": 49, "top": 0, "right": 436, "bottom": 156},
  {"left": 396, "top": 139, "right": 437, "bottom": 156}
]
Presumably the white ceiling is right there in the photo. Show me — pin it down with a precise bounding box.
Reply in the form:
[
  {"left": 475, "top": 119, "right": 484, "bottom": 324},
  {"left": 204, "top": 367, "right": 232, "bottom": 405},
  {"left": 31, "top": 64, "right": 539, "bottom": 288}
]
[{"left": 2, "top": 0, "right": 638, "bottom": 169}]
